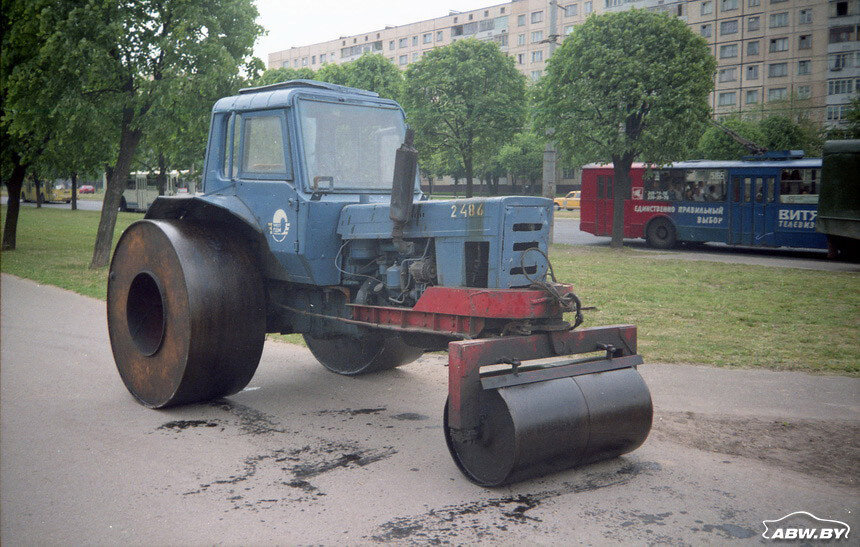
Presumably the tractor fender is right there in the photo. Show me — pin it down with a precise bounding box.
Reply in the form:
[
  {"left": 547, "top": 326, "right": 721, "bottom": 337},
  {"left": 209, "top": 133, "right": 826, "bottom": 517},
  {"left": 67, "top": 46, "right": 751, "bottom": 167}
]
[{"left": 145, "top": 195, "right": 289, "bottom": 281}]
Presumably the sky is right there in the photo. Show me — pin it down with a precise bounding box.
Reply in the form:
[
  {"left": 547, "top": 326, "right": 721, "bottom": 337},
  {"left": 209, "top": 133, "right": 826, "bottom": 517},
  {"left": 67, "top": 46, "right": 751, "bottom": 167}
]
[{"left": 252, "top": 0, "right": 502, "bottom": 63}]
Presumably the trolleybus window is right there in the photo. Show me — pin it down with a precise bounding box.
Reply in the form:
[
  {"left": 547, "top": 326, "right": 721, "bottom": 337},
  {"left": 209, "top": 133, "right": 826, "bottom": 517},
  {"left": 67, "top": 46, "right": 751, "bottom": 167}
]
[
  {"left": 779, "top": 168, "right": 819, "bottom": 204},
  {"left": 643, "top": 168, "right": 726, "bottom": 201}
]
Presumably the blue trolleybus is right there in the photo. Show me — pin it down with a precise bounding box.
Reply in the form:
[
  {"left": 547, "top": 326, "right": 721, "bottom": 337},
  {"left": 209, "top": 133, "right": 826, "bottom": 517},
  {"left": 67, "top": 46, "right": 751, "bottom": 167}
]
[{"left": 580, "top": 153, "right": 827, "bottom": 251}]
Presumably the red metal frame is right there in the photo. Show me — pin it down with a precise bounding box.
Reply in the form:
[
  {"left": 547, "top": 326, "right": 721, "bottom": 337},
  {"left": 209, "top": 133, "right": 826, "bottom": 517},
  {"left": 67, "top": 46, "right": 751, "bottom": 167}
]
[{"left": 348, "top": 285, "right": 576, "bottom": 337}]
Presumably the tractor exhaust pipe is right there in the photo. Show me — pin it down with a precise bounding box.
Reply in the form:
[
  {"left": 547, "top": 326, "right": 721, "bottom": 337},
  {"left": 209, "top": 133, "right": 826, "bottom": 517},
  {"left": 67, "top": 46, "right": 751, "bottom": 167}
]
[{"left": 390, "top": 129, "right": 417, "bottom": 254}]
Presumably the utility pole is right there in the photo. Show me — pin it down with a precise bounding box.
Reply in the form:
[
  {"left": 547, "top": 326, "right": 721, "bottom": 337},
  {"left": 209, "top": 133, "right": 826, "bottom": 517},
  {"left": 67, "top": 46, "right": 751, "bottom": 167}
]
[{"left": 542, "top": 0, "right": 562, "bottom": 242}]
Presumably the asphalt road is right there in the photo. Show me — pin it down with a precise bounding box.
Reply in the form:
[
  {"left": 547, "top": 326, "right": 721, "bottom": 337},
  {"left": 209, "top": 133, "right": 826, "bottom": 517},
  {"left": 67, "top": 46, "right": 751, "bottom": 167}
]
[
  {"left": 2, "top": 274, "right": 857, "bottom": 544},
  {"left": 1, "top": 195, "right": 104, "bottom": 211}
]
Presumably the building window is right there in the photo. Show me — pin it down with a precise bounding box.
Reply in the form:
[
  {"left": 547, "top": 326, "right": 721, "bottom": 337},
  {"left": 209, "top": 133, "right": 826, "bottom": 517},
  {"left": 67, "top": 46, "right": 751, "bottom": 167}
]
[
  {"left": 827, "top": 105, "right": 848, "bottom": 121},
  {"left": 747, "top": 40, "right": 760, "bottom": 55},
  {"left": 517, "top": 14, "right": 526, "bottom": 26},
  {"left": 565, "top": 4, "right": 579, "bottom": 16},
  {"left": 718, "top": 67, "right": 737, "bottom": 82},
  {"left": 768, "top": 62, "right": 788, "bottom": 78},
  {"left": 517, "top": 53, "right": 525, "bottom": 64},
  {"left": 834, "top": 1, "right": 849, "bottom": 17},
  {"left": 797, "top": 60, "right": 811, "bottom": 75},
  {"left": 565, "top": 25, "right": 574, "bottom": 35},
  {"left": 399, "top": 38, "right": 408, "bottom": 48},
  {"left": 771, "top": 0, "right": 787, "bottom": 3},
  {"left": 389, "top": 40, "right": 394, "bottom": 50},
  {"left": 495, "top": 33, "right": 508, "bottom": 47},
  {"left": 701, "top": 24, "right": 712, "bottom": 37},
  {"left": 747, "top": 65, "right": 759, "bottom": 80},
  {"left": 829, "top": 52, "right": 852, "bottom": 71},
  {"left": 768, "top": 87, "right": 787, "bottom": 101},
  {"left": 516, "top": 34, "right": 524, "bottom": 46},
  {"left": 798, "top": 34, "right": 811, "bottom": 50},
  {"left": 531, "top": 70, "right": 542, "bottom": 81},
  {"left": 746, "top": 89, "right": 759, "bottom": 104},
  {"left": 747, "top": 17, "right": 760, "bottom": 32},
  {"left": 748, "top": 0, "right": 760, "bottom": 6},
  {"left": 797, "top": 85, "right": 811, "bottom": 99},
  {"left": 423, "top": 33, "right": 432, "bottom": 44},
  {"left": 769, "top": 12, "right": 788, "bottom": 28},
  {"left": 769, "top": 37, "right": 788, "bottom": 52},
  {"left": 398, "top": 55, "right": 407, "bottom": 65},
  {"left": 412, "top": 36, "right": 418, "bottom": 46},
  {"left": 718, "top": 91, "right": 737, "bottom": 106},
  {"left": 721, "top": 0, "right": 738, "bottom": 12},
  {"left": 585, "top": 2, "right": 593, "bottom": 14},
  {"left": 302, "top": 57, "right": 308, "bottom": 66},
  {"left": 531, "top": 11, "right": 543, "bottom": 23},
  {"left": 311, "top": 55, "right": 316, "bottom": 65},
  {"left": 532, "top": 50, "right": 544, "bottom": 63},
  {"left": 829, "top": 26, "right": 855, "bottom": 44},
  {"left": 531, "top": 30, "right": 543, "bottom": 43},
  {"left": 293, "top": 59, "right": 298, "bottom": 67},
  {"left": 320, "top": 53, "right": 327, "bottom": 64},
  {"left": 436, "top": 31, "right": 443, "bottom": 41},
  {"left": 829, "top": 78, "right": 858, "bottom": 95},
  {"left": 798, "top": 8, "right": 812, "bottom": 24},
  {"left": 720, "top": 44, "right": 739, "bottom": 58},
  {"left": 721, "top": 20, "right": 738, "bottom": 35},
  {"left": 701, "top": 1, "right": 713, "bottom": 15}
]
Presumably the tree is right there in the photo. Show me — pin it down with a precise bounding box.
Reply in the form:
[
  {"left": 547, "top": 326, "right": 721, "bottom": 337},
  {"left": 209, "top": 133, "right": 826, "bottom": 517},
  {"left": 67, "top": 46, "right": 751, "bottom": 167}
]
[
  {"left": 30, "top": 1, "right": 262, "bottom": 268},
  {"left": 253, "top": 66, "right": 315, "bottom": 86},
  {"left": 402, "top": 39, "right": 527, "bottom": 198},
  {"left": 759, "top": 115, "right": 822, "bottom": 155},
  {"left": 498, "top": 132, "right": 544, "bottom": 192},
  {"left": 344, "top": 53, "right": 402, "bottom": 101},
  {"left": 315, "top": 62, "right": 350, "bottom": 86},
  {"left": 696, "top": 117, "right": 766, "bottom": 160},
  {"left": 536, "top": 9, "right": 715, "bottom": 247}
]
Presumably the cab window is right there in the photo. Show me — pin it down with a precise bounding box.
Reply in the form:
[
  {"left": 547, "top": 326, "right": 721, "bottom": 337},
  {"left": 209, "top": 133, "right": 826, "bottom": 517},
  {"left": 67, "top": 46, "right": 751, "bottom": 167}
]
[{"left": 237, "top": 111, "right": 291, "bottom": 180}]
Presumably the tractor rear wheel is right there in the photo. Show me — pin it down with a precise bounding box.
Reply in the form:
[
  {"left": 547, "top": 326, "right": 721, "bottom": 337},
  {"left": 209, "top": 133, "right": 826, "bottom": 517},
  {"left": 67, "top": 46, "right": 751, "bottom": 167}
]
[
  {"left": 107, "top": 219, "right": 265, "bottom": 408},
  {"left": 304, "top": 330, "right": 422, "bottom": 376},
  {"left": 646, "top": 217, "right": 676, "bottom": 249}
]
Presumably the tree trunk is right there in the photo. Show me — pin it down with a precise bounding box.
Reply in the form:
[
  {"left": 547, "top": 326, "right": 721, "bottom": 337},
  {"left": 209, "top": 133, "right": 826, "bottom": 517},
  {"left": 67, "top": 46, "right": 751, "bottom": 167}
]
[
  {"left": 34, "top": 176, "right": 42, "bottom": 208},
  {"left": 610, "top": 154, "right": 634, "bottom": 249},
  {"left": 90, "top": 111, "right": 143, "bottom": 269},
  {"left": 464, "top": 156, "right": 474, "bottom": 198},
  {"left": 2, "top": 154, "right": 27, "bottom": 250},
  {"left": 156, "top": 152, "right": 167, "bottom": 195},
  {"left": 71, "top": 172, "right": 78, "bottom": 210}
]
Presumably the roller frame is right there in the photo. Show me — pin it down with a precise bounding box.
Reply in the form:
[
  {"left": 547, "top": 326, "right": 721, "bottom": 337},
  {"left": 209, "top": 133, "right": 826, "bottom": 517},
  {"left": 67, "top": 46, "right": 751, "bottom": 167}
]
[{"left": 447, "top": 324, "right": 640, "bottom": 442}]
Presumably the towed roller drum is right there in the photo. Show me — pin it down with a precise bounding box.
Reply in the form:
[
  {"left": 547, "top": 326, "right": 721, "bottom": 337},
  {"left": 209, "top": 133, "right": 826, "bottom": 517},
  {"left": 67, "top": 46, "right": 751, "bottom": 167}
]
[
  {"left": 107, "top": 219, "right": 266, "bottom": 408},
  {"left": 444, "top": 366, "right": 652, "bottom": 486}
]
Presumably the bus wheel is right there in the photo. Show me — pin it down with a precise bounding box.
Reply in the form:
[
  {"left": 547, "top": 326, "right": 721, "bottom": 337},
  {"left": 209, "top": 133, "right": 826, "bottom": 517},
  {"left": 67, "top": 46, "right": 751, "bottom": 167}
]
[{"left": 646, "top": 218, "right": 676, "bottom": 249}]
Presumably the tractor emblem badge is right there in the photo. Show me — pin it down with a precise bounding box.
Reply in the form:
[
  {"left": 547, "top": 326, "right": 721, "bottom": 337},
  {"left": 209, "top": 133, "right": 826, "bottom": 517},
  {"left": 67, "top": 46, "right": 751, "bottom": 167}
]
[{"left": 268, "top": 209, "right": 290, "bottom": 242}]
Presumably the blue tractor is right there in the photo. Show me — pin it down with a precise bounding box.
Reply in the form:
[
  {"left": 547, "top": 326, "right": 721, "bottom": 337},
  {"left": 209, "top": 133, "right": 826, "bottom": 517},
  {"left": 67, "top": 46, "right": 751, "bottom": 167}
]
[{"left": 107, "top": 80, "right": 652, "bottom": 486}]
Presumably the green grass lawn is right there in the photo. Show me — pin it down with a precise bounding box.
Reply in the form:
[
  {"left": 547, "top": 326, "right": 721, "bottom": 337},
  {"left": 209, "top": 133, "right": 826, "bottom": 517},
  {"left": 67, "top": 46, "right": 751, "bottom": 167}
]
[{"left": 2, "top": 205, "right": 857, "bottom": 374}]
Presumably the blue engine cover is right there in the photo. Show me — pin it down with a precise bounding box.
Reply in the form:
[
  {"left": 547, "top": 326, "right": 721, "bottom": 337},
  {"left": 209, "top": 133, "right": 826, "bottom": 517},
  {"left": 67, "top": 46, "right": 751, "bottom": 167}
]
[{"left": 338, "top": 196, "right": 552, "bottom": 289}]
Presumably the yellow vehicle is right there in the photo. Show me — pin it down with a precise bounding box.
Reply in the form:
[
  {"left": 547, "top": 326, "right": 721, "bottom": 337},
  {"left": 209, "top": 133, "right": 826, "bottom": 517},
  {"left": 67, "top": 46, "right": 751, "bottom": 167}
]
[
  {"left": 21, "top": 179, "right": 72, "bottom": 203},
  {"left": 553, "top": 190, "right": 580, "bottom": 210}
]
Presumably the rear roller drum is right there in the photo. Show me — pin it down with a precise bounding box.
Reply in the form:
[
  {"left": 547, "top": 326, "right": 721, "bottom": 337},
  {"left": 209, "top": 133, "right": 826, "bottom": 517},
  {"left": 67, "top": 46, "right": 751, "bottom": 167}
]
[
  {"left": 304, "top": 331, "right": 422, "bottom": 376},
  {"left": 107, "top": 219, "right": 266, "bottom": 408},
  {"left": 444, "top": 367, "right": 653, "bottom": 486}
]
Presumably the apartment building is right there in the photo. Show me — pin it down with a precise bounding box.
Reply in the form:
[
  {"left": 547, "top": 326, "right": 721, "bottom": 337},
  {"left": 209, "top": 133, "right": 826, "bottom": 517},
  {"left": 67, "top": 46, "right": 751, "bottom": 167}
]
[{"left": 268, "top": 0, "right": 858, "bottom": 128}]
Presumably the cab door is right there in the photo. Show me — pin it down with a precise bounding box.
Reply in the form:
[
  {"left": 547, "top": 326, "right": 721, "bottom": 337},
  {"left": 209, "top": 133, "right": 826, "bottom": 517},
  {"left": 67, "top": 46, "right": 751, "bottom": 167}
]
[
  {"left": 729, "top": 175, "right": 753, "bottom": 245},
  {"left": 753, "top": 176, "right": 776, "bottom": 246}
]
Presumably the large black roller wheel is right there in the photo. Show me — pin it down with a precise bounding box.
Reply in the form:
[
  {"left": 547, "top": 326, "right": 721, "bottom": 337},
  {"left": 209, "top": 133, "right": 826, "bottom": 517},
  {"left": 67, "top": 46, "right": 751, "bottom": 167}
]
[
  {"left": 444, "top": 367, "right": 653, "bottom": 486},
  {"left": 304, "top": 330, "right": 422, "bottom": 376},
  {"left": 107, "top": 219, "right": 266, "bottom": 408}
]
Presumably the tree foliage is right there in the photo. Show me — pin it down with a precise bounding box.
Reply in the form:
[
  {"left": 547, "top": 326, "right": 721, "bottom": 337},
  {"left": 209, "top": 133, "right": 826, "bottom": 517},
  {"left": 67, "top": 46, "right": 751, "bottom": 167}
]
[
  {"left": 343, "top": 54, "right": 402, "bottom": 101},
  {"left": 253, "top": 66, "right": 315, "bottom": 86},
  {"left": 536, "top": 9, "right": 715, "bottom": 246},
  {"left": 696, "top": 118, "right": 766, "bottom": 160},
  {"left": 22, "top": 0, "right": 262, "bottom": 268},
  {"left": 402, "top": 39, "right": 526, "bottom": 198},
  {"left": 498, "top": 132, "right": 543, "bottom": 185}
]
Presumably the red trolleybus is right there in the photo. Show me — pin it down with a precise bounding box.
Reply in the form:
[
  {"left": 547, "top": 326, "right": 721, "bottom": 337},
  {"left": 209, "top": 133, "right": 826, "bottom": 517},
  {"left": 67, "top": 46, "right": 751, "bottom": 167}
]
[{"left": 579, "top": 154, "right": 826, "bottom": 250}]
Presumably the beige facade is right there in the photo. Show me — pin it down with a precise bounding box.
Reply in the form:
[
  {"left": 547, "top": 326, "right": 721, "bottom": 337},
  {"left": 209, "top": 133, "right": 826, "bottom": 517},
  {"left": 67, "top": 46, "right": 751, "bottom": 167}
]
[{"left": 269, "top": 0, "right": 858, "bottom": 129}]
